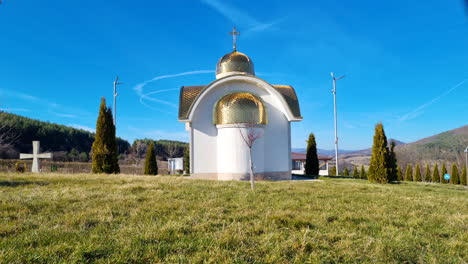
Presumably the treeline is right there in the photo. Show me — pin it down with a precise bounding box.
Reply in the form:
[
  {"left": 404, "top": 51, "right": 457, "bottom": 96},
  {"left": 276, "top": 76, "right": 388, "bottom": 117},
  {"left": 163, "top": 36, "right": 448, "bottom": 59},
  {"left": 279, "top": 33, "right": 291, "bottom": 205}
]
[
  {"left": 0, "top": 111, "right": 130, "bottom": 159},
  {"left": 130, "top": 139, "right": 187, "bottom": 160},
  {"left": 0, "top": 112, "right": 188, "bottom": 162},
  {"left": 401, "top": 162, "right": 467, "bottom": 185}
]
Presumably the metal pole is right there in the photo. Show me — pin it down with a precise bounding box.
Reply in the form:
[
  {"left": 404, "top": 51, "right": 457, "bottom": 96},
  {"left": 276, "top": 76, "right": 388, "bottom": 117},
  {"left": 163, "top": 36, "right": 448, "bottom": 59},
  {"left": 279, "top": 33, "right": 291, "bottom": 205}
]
[
  {"left": 332, "top": 78, "right": 338, "bottom": 175},
  {"left": 331, "top": 72, "right": 345, "bottom": 176},
  {"left": 465, "top": 147, "right": 468, "bottom": 167},
  {"left": 113, "top": 76, "right": 123, "bottom": 128},
  {"left": 465, "top": 146, "right": 468, "bottom": 183},
  {"left": 113, "top": 79, "right": 117, "bottom": 126}
]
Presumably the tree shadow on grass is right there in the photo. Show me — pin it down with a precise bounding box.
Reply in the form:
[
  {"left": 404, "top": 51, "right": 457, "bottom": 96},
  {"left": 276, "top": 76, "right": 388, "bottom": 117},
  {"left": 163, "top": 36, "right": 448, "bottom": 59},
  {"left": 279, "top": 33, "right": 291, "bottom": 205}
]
[
  {"left": 389, "top": 181, "right": 403, "bottom": 184},
  {"left": 0, "top": 181, "right": 49, "bottom": 187},
  {"left": 321, "top": 176, "right": 359, "bottom": 179}
]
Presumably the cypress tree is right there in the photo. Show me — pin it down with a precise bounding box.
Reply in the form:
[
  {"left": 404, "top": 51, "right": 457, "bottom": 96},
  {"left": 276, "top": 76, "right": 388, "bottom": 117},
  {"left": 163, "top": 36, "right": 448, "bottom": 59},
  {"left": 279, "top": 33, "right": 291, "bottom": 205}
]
[
  {"left": 450, "top": 163, "right": 459, "bottom": 185},
  {"left": 368, "top": 123, "right": 390, "bottom": 183},
  {"left": 387, "top": 141, "right": 398, "bottom": 182},
  {"left": 183, "top": 147, "right": 190, "bottom": 174},
  {"left": 353, "top": 166, "right": 359, "bottom": 178},
  {"left": 461, "top": 165, "right": 467, "bottom": 185},
  {"left": 424, "top": 164, "right": 431, "bottom": 182},
  {"left": 343, "top": 167, "right": 350, "bottom": 176},
  {"left": 441, "top": 163, "right": 448, "bottom": 183},
  {"left": 432, "top": 163, "right": 440, "bottom": 183},
  {"left": 144, "top": 142, "right": 158, "bottom": 175},
  {"left": 329, "top": 166, "right": 336, "bottom": 176},
  {"left": 305, "top": 133, "right": 319, "bottom": 176},
  {"left": 397, "top": 165, "right": 403, "bottom": 181},
  {"left": 360, "top": 165, "right": 366, "bottom": 179},
  {"left": 414, "top": 164, "right": 422, "bottom": 182},
  {"left": 92, "top": 97, "right": 120, "bottom": 174},
  {"left": 405, "top": 165, "right": 413, "bottom": 181}
]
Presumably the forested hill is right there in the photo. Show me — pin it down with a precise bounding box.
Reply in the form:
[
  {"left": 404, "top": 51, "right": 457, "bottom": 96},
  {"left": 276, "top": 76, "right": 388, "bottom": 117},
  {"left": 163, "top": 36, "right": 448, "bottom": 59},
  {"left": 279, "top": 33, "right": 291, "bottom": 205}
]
[
  {"left": 394, "top": 125, "right": 468, "bottom": 167},
  {"left": 0, "top": 111, "right": 130, "bottom": 158}
]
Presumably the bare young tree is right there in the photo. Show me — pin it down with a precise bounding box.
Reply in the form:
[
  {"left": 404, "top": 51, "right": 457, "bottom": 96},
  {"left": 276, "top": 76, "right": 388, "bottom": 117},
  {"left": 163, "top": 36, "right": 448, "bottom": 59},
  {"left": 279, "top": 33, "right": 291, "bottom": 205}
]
[
  {"left": 0, "top": 123, "right": 19, "bottom": 158},
  {"left": 0, "top": 123, "right": 18, "bottom": 149},
  {"left": 237, "top": 123, "right": 264, "bottom": 190},
  {"left": 166, "top": 142, "right": 178, "bottom": 158},
  {"left": 134, "top": 141, "right": 148, "bottom": 165}
]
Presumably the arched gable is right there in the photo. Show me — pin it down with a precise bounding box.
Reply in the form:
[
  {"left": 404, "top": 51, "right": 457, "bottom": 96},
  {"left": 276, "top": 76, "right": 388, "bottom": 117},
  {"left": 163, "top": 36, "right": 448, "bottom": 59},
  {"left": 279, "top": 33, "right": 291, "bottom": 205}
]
[{"left": 179, "top": 75, "right": 302, "bottom": 122}]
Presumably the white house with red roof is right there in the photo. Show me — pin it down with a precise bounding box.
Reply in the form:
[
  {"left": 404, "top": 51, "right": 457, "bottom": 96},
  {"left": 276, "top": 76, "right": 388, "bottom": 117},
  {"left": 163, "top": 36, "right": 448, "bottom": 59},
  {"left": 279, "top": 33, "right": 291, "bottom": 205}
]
[{"left": 291, "top": 152, "right": 332, "bottom": 176}]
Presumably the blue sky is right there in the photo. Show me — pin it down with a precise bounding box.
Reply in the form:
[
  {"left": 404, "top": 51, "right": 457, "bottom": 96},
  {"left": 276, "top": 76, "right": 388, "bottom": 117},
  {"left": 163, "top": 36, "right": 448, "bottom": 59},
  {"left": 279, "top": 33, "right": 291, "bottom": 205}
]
[{"left": 0, "top": 0, "right": 467, "bottom": 149}]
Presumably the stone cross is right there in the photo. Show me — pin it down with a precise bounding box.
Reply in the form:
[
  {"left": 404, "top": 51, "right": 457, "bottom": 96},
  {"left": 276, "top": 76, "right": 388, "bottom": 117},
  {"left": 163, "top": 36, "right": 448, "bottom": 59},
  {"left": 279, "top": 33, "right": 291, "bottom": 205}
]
[{"left": 20, "top": 141, "right": 52, "bottom": 173}]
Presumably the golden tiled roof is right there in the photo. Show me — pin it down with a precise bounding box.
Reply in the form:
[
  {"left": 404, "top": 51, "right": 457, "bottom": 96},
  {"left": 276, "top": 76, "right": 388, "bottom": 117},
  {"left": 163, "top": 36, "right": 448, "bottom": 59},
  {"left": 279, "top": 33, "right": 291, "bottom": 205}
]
[
  {"left": 216, "top": 51, "right": 255, "bottom": 76},
  {"left": 213, "top": 92, "right": 267, "bottom": 125},
  {"left": 272, "top": 85, "right": 302, "bottom": 119},
  {"left": 178, "top": 82, "right": 302, "bottom": 121},
  {"left": 178, "top": 85, "right": 205, "bottom": 120}
]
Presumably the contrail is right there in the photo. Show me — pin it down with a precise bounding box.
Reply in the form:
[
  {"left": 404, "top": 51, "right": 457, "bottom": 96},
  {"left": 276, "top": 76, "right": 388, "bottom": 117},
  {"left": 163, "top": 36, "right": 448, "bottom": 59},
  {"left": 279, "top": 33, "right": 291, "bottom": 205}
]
[
  {"left": 400, "top": 78, "right": 468, "bottom": 121},
  {"left": 133, "top": 70, "right": 214, "bottom": 111},
  {"left": 200, "top": 0, "right": 285, "bottom": 35}
]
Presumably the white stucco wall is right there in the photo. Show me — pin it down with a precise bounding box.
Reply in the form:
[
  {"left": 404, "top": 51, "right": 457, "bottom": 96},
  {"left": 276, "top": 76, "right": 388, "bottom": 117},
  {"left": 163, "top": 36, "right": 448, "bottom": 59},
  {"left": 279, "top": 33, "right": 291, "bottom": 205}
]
[
  {"left": 188, "top": 76, "right": 292, "bottom": 179},
  {"left": 217, "top": 125, "right": 265, "bottom": 179}
]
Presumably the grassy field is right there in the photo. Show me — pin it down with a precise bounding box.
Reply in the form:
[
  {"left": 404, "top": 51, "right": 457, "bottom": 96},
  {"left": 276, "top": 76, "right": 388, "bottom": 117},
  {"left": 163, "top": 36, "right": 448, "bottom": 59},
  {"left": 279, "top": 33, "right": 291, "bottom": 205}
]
[{"left": 0, "top": 173, "right": 467, "bottom": 264}]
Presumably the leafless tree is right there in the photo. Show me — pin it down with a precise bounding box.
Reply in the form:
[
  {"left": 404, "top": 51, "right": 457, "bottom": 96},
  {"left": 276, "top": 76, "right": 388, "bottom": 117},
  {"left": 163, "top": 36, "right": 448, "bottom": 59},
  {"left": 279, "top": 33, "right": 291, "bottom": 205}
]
[
  {"left": 0, "top": 123, "right": 18, "bottom": 149},
  {"left": 237, "top": 123, "right": 264, "bottom": 190},
  {"left": 134, "top": 142, "right": 148, "bottom": 165},
  {"left": 166, "top": 142, "right": 178, "bottom": 158}
]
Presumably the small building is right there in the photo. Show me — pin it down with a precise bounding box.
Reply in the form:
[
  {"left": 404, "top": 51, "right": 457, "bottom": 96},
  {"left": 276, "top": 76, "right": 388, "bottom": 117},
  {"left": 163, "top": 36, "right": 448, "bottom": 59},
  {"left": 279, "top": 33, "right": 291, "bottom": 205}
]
[
  {"left": 167, "top": 157, "right": 184, "bottom": 174},
  {"left": 291, "top": 152, "right": 332, "bottom": 176},
  {"left": 178, "top": 35, "right": 302, "bottom": 181}
]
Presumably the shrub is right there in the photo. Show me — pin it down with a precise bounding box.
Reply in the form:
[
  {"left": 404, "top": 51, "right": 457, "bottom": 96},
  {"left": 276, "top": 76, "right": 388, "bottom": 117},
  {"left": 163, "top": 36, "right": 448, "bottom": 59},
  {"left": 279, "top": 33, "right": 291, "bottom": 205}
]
[
  {"left": 397, "top": 165, "right": 403, "bottom": 181},
  {"left": 414, "top": 164, "right": 422, "bottom": 182},
  {"left": 183, "top": 147, "right": 190, "bottom": 174},
  {"left": 15, "top": 162, "right": 26, "bottom": 173},
  {"left": 450, "top": 163, "right": 459, "bottom": 185},
  {"left": 91, "top": 98, "right": 120, "bottom": 174},
  {"left": 461, "top": 165, "right": 467, "bottom": 185},
  {"left": 352, "top": 166, "right": 359, "bottom": 178},
  {"left": 342, "top": 167, "right": 350, "bottom": 176},
  {"left": 441, "top": 163, "right": 448, "bottom": 184},
  {"left": 424, "top": 164, "right": 431, "bottom": 182},
  {"left": 360, "top": 165, "right": 366, "bottom": 179},
  {"left": 305, "top": 133, "right": 319, "bottom": 176},
  {"left": 387, "top": 141, "right": 398, "bottom": 181},
  {"left": 368, "top": 123, "right": 389, "bottom": 183},
  {"left": 432, "top": 164, "right": 440, "bottom": 183},
  {"left": 144, "top": 143, "right": 158, "bottom": 175},
  {"left": 405, "top": 165, "right": 413, "bottom": 181}
]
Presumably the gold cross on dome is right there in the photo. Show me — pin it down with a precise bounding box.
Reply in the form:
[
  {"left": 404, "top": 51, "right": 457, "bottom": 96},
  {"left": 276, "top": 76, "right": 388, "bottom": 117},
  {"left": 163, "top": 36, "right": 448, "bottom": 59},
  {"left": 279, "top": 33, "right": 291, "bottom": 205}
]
[{"left": 228, "top": 27, "right": 240, "bottom": 51}]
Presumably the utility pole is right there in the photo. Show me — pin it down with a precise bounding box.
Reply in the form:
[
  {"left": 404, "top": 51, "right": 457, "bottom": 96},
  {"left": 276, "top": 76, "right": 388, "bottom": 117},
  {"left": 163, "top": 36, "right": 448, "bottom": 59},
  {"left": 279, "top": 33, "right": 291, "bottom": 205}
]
[
  {"left": 113, "top": 76, "right": 124, "bottom": 128},
  {"left": 465, "top": 146, "right": 468, "bottom": 183},
  {"left": 331, "top": 72, "right": 345, "bottom": 176}
]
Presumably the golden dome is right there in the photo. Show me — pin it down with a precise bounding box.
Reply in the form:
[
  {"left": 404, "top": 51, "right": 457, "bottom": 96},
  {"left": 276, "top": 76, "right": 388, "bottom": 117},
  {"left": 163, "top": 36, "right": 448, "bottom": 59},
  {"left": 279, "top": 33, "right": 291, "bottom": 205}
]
[
  {"left": 214, "top": 92, "right": 267, "bottom": 125},
  {"left": 216, "top": 51, "right": 255, "bottom": 78}
]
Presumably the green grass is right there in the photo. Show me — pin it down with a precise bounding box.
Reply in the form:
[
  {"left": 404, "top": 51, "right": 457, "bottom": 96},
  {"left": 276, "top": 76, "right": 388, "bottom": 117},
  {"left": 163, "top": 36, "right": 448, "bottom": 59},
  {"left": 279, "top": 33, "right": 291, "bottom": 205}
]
[{"left": 0, "top": 173, "right": 467, "bottom": 263}]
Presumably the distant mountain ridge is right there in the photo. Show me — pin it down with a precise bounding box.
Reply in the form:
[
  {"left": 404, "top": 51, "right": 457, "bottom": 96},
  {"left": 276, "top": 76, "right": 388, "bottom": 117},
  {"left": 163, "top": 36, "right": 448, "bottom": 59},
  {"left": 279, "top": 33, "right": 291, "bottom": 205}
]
[
  {"left": 291, "top": 148, "right": 356, "bottom": 156},
  {"left": 293, "top": 138, "right": 405, "bottom": 158},
  {"left": 394, "top": 125, "right": 468, "bottom": 166},
  {"left": 294, "top": 125, "right": 467, "bottom": 168}
]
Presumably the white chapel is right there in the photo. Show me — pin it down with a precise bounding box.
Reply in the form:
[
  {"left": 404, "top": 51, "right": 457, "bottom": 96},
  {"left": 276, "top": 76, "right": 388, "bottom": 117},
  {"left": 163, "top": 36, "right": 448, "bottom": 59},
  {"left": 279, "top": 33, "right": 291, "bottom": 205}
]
[{"left": 178, "top": 30, "right": 302, "bottom": 181}]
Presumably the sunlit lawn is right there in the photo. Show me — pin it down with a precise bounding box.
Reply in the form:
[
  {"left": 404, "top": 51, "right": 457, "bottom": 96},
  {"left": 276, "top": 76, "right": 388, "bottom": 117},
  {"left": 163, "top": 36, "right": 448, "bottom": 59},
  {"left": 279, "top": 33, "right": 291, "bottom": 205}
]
[{"left": 0, "top": 173, "right": 467, "bottom": 263}]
